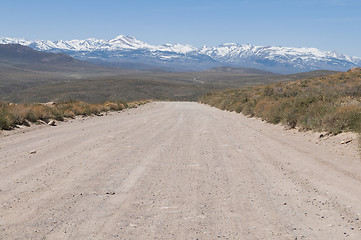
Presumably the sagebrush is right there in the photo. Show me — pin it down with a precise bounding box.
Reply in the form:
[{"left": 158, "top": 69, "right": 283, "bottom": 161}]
[{"left": 200, "top": 69, "right": 361, "bottom": 134}]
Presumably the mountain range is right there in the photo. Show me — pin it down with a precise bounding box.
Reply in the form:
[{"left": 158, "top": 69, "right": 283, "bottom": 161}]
[{"left": 1, "top": 35, "right": 360, "bottom": 73}]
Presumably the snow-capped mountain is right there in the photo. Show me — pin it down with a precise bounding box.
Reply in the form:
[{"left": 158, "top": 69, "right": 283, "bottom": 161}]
[
  {"left": 1, "top": 35, "right": 360, "bottom": 73},
  {"left": 200, "top": 43, "right": 361, "bottom": 73}
]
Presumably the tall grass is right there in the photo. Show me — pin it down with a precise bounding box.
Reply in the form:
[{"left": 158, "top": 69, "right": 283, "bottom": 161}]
[
  {"left": 200, "top": 69, "right": 361, "bottom": 134},
  {"left": 0, "top": 100, "right": 150, "bottom": 130}
]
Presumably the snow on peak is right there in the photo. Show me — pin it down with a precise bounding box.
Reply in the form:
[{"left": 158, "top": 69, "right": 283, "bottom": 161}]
[
  {"left": 199, "top": 43, "right": 357, "bottom": 63},
  {"left": 1, "top": 35, "right": 357, "bottom": 61},
  {"left": 106, "top": 35, "right": 150, "bottom": 50},
  {"left": 0, "top": 35, "right": 153, "bottom": 51},
  {"left": 156, "top": 43, "right": 197, "bottom": 54},
  {"left": 0, "top": 37, "right": 31, "bottom": 46}
]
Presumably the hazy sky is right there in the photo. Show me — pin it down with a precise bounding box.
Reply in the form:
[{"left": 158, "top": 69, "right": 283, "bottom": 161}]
[{"left": 1, "top": 0, "right": 360, "bottom": 57}]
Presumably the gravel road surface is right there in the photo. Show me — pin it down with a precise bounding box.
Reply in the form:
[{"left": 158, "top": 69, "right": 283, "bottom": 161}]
[{"left": 1, "top": 102, "right": 360, "bottom": 239}]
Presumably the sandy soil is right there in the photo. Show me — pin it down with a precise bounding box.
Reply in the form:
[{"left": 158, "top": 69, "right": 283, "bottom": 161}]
[{"left": 0, "top": 102, "right": 360, "bottom": 239}]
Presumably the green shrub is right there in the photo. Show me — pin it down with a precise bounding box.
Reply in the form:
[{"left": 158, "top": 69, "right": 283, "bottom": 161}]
[{"left": 0, "top": 111, "right": 14, "bottom": 130}]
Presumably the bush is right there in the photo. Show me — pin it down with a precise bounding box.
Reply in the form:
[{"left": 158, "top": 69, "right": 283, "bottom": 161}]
[
  {"left": 323, "top": 105, "right": 361, "bottom": 134},
  {"left": 0, "top": 110, "right": 14, "bottom": 130}
]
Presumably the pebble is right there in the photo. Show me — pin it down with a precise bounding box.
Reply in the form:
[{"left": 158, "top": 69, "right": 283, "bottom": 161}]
[
  {"left": 48, "top": 120, "right": 56, "bottom": 126},
  {"left": 341, "top": 139, "right": 352, "bottom": 144}
]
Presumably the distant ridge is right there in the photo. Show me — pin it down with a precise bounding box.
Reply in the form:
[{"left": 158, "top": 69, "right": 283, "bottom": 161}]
[
  {"left": 1, "top": 35, "right": 360, "bottom": 73},
  {"left": 0, "top": 44, "right": 79, "bottom": 64},
  {"left": 205, "top": 67, "right": 276, "bottom": 75},
  {"left": 0, "top": 44, "right": 110, "bottom": 72}
]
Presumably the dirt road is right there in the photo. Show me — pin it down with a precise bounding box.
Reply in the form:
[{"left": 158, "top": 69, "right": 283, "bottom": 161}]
[{"left": 1, "top": 102, "right": 360, "bottom": 239}]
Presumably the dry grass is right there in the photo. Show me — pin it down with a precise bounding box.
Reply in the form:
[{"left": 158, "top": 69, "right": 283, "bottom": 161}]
[
  {"left": 0, "top": 100, "right": 150, "bottom": 130},
  {"left": 200, "top": 68, "right": 361, "bottom": 135}
]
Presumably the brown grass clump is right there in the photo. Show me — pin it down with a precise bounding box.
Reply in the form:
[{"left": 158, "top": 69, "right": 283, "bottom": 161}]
[{"left": 200, "top": 69, "right": 361, "bottom": 135}]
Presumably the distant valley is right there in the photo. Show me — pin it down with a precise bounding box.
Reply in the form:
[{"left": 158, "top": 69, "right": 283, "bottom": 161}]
[{"left": 0, "top": 44, "right": 340, "bottom": 103}]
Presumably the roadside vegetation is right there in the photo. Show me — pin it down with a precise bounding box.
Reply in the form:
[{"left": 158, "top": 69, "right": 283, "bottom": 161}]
[
  {"left": 200, "top": 68, "right": 361, "bottom": 135},
  {"left": 0, "top": 100, "right": 150, "bottom": 130}
]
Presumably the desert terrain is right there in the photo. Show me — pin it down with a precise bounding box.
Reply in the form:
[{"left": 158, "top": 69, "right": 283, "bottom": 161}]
[{"left": 1, "top": 102, "right": 360, "bottom": 239}]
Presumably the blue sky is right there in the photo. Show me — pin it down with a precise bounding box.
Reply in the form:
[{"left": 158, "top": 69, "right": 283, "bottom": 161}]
[{"left": 1, "top": 0, "right": 361, "bottom": 57}]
